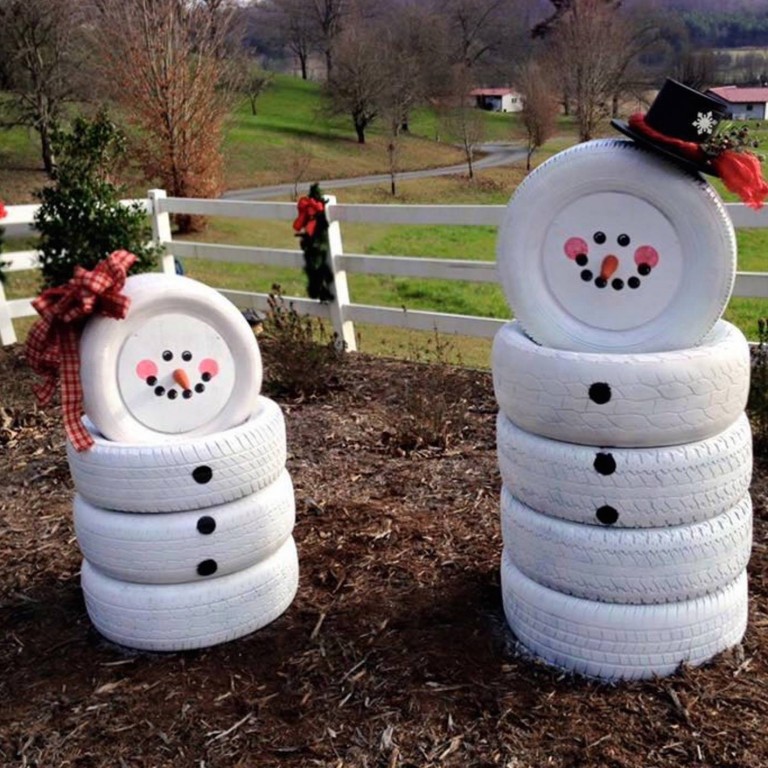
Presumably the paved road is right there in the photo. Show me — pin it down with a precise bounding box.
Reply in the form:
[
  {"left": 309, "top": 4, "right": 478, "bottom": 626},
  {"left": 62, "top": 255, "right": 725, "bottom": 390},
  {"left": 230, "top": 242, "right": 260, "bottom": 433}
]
[
  {"left": 3, "top": 143, "right": 525, "bottom": 237},
  {"left": 222, "top": 142, "right": 526, "bottom": 201}
]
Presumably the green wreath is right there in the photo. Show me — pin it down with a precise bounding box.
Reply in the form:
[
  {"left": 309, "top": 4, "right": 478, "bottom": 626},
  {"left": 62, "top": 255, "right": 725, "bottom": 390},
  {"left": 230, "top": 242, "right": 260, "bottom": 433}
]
[{"left": 292, "top": 183, "right": 334, "bottom": 303}]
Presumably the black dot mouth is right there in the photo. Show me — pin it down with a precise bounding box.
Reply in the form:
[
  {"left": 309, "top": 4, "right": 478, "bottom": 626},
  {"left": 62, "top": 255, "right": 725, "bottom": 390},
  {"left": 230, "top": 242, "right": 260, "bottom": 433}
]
[
  {"left": 570, "top": 256, "right": 652, "bottom": 290},
  {"left": 146, "top": 377, "right": 208, "bottom": 398}
]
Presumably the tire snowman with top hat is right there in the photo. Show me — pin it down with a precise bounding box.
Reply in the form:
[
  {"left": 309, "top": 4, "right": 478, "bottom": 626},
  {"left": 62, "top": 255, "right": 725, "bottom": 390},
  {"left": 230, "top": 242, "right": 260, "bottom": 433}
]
[
  {"left": 62, "top": 270, "right": 298, "bottom": 652},
  {"left": 493, "top": 79, "right": 759, "bottom": 680}
]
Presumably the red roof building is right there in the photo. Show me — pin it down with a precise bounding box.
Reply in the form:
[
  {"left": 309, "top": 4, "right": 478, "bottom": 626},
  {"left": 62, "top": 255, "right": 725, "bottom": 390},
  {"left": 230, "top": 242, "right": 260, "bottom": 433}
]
[
  {"left": 707, "top": 85, "right": 768, "bottom": 119},
  {"left": 469, "top": 87, "right": 523, "bottom": 113}
]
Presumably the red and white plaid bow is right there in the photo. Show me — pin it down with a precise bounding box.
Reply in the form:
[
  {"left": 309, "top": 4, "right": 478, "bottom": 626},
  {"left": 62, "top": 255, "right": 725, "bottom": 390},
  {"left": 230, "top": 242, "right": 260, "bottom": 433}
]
[{"left": 26, "top": 250, "right": 137, "bottom": 451}]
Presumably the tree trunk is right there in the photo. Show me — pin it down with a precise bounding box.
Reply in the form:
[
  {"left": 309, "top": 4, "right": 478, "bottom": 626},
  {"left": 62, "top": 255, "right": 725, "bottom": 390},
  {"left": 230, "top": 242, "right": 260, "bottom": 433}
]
[
  {"left": 355, "top": 122, "right": 365, "bottom": 144},
  {"left": 299, "top": 54, "right": 308, "bottom": 80},
  {"left": 40, "top": 122, "right": 56, "bottom": 178}
]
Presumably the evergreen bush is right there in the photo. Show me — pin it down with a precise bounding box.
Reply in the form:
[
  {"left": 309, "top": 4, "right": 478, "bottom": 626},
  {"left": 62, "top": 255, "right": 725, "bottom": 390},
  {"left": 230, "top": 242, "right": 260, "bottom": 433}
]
[{"left": 34, "top": 112, "right": 159, "bottom": 288}]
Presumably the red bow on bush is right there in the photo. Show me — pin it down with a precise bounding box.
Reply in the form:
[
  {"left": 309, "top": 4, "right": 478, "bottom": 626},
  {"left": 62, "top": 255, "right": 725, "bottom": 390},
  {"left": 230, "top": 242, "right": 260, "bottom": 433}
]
[
  {"left": 293, "top": 196, "right": 326, "bottom": 237},
  {"left": 26, "top": 250, "right": 136, "bottom": 451}
]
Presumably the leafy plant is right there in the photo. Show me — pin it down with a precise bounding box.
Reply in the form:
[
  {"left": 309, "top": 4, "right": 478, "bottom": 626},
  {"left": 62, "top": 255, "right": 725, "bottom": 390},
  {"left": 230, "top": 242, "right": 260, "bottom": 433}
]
[
  {"left": 259, "top": 285, "right": 345, "bottom": 397},
  {"left": 33, "top": 111, "right": 159, "bottom": 288},
  {"left": 748, "top": 317, "right": 768, "bottom": 451}
]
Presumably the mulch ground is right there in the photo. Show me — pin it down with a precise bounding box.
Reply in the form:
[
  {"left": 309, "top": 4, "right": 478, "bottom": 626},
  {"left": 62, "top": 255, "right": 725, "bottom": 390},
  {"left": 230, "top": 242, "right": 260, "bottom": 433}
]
[{"left": 1, "top": 342, "right": 767, "bottom": 768}]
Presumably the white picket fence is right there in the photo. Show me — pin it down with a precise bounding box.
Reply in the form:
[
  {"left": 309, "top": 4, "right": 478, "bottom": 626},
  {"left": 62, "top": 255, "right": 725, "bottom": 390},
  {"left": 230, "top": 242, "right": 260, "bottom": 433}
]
[{"left": 3, "top": 189, "right": 768, "bottom": 349}]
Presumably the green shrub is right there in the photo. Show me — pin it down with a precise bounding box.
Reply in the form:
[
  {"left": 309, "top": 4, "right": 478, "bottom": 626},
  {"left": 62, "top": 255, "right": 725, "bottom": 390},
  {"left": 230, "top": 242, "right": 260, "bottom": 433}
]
[
  {"left": 259, "top": 285, "right": 345, "bottom": 397},
  {"left": 34, "top": 111, "right": 159, "bottom": 288}
]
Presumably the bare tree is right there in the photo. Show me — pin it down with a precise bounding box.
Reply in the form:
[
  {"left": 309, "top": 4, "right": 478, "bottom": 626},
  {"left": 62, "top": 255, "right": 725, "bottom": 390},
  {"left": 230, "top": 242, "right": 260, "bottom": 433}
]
[
  {"left": 517, "top": 59, "right": 559, "bottom": 171},
  {"left": 0, "top": 0, "right": 83, "bottom": 176},
  {"left": 241, "top": 61, "right": 274, "bottom": 115},
  {"left": 440, "top": 67, "right": 485, "bottom": 179},
  {"left": 91, "top": 0, "right": 239, "bottom": 232},
  {"left": 440, "top": 0, "right": 522, "bottom": 71},
  {"left": 379, "top": 4, "right": 450, "bottom": 132},
  {"left": 262, "top": 0, "right": 317, "bottom": 79},
  {"left": 538, "top": 0, "right": 662, "bottom": 141},
  {"left": 288, "top": 141, "right": 314, "bottom": 199},
  {"left": 312, "top": 0, "right": 347, "bottom": 79},
  {"left": 325, "top": 20, "right": 386, "bottom": 143}
]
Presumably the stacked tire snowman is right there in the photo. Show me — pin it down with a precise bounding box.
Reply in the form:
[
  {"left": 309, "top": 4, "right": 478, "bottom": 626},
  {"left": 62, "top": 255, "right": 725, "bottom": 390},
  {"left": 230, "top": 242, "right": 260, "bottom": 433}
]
[
  {"left": 493, "top": 83, "right": 755, "bottom": 680},
  {"left": 66, "top": 273, "right": 298, "bottom": 652}
]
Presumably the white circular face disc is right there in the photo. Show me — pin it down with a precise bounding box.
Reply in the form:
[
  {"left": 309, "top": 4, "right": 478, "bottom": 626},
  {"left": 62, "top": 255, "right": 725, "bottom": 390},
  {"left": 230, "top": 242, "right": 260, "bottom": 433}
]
[
  {"left": 542, "top": 192, "right": 682, "bottom": 332},
  {"left": 79, "top": 273, "right": 263, "bottom": 443},
  {"left": 495, "top": 139, "right": 737, "bottom": 353},
  {"left": 116, "top": 313, "right": 236, "bottom": 434}
]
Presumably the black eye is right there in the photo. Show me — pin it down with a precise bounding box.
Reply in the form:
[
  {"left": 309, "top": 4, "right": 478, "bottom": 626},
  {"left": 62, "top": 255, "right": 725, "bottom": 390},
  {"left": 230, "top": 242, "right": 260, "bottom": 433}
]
[
  {"left": 593, "top": 232, "right": 606, "bottom": 245},
  {"left": 617, "top": 234, "right": 630, "bottom": 247},
  {"left": 182, "top": 351, "right": 192, "bottom": 361},
  {"left": 162, "top": 350, "right": 173, "bottom": 361}
]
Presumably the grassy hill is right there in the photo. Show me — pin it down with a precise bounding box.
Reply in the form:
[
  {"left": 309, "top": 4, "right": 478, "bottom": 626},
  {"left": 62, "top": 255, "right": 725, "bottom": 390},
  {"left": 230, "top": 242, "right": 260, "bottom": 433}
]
[{"left": 0, "top": 75, "right": 524, "bottom": 203}]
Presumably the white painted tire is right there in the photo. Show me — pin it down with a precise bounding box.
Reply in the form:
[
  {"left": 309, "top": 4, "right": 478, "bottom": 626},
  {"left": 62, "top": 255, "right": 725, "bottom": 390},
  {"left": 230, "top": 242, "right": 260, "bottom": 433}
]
[
  {"left": 501, "top": 551, "right": 748, "bottom": 681},
  {"left": 496, "top": 139, "right": 736, "bottom": 352},
  {"left": 73, "top": 471, "right": 295, "bottom": 584},
  {"left": 67, "top": 396, "right": 286, "bottom": 513},
  {"left": 80, "top": 273, "right": 262, "bottom": 443},
  {"left": 492, "top": 320, "right": 750, "bottom": 447},
  {"left": 497, "top": 412, "right": 752, "bottom": 527},
  {"left": 81, "top": 536, "right": 299, "bottom": 651},
  {"left": 501, "top": 488, "right": 752, "bottom": 604}
]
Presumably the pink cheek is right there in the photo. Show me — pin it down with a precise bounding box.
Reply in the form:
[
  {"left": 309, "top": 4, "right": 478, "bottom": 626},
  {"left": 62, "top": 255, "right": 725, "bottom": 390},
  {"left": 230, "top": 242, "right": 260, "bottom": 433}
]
[
  {"left": 199, "top": 358, "right": 219, "bottom": 378},
  {"left": 136, "top": 359, "right": 158, "bottom": 379},
  {"left": 634, "top": 245, "right": 660, "bottom": 268},
  {"left": 564, "top": 237, "right": 589, "bottom": 261}
]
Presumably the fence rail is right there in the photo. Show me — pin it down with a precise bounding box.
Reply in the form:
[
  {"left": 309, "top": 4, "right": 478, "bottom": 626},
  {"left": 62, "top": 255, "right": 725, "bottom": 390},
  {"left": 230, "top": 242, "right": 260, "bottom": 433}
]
[{"left": 2, "top": 190, "right": 768, "bottom": 348}]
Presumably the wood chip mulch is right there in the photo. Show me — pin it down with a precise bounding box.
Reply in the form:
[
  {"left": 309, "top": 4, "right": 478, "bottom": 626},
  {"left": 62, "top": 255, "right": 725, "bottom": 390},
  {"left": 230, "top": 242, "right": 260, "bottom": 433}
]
[{"left": 1, "top": 343, "right": 766, "bottom": 768}]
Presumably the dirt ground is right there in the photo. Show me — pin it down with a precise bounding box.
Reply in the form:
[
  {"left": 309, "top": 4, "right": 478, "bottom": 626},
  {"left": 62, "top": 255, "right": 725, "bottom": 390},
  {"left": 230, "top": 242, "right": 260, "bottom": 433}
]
[{"left": 1, "top": 342, "right": 767, "bottom": 768}]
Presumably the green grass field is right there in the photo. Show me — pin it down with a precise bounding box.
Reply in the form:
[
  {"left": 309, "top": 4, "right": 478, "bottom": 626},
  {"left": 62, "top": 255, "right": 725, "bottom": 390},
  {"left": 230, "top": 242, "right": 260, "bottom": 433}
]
[{"left": 3, "top": 76, "right": 768, "bottom": 366}]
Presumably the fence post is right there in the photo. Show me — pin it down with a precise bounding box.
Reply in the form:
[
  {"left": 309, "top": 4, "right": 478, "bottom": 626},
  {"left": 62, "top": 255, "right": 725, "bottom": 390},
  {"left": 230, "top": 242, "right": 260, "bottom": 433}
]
[
  {"left": 148, "top": 189, "right": 176, "bottom": 275},
  {"left": 0, "top": 280, "right": 17, "bottom": 346},
  {"left": 323, "top": 195, "right": 357, "bottom": 352}
]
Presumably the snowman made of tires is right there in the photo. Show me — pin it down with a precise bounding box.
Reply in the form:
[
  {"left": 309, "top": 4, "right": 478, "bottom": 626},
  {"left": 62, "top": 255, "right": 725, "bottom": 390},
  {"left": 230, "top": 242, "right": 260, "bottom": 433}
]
[
  {"left": 67, "top": 272, "right": 298, "bottom": 651},
  {"left": 493, "top": 80, "right": 759, "bottom": 680}
]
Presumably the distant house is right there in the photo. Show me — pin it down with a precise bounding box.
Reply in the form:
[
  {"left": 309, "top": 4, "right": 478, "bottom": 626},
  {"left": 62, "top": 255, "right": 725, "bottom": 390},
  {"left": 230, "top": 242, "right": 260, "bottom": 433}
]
[
  {"left": 706, "top": 85, "right": 768, "bottom": 120},
  {"left": 470, "top": 88, "right": 523, "bottom": 113}
]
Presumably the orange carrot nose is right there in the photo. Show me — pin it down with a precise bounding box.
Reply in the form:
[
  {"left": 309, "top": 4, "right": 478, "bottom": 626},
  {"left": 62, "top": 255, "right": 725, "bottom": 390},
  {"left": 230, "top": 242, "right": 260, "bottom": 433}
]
[
  {"left": 173, "top": 368, "right": 191, "bottom": 390},
  {"left": 600, "top": 255, "right": 619, "bottom": 281}
]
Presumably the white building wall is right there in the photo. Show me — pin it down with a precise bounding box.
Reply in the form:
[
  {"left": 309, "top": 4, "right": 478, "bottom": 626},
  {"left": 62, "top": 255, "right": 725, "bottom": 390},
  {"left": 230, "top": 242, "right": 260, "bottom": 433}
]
[{"left": 727, "top": 102, "right": 768, "bottom": 120}]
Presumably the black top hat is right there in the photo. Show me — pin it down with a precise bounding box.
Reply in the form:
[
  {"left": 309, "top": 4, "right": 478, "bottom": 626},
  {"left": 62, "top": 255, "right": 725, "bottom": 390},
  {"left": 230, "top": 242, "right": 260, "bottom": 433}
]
[{"left": 612, "top": 79, "right": 730, "bottom": 176}]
